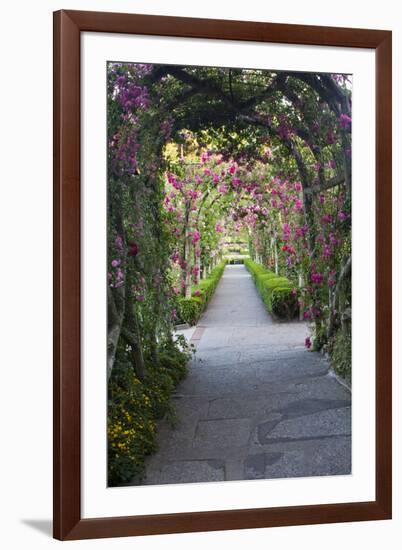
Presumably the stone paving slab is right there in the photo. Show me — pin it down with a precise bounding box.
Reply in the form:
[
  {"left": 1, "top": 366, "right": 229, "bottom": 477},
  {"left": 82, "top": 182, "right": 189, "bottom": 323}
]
[
  {"left": 245, "top": 434, "right": 351, "bottom": 480},
  {"left": 143, "top": 459, "right": 226, "bottom": 485},
  {"left": 256, "top": 406, "right": 351, "bottom": 444},
  {"left": 134, "top": 265, "right": 351, "bottom": 486},
  {"left": 193, "top": 418, "right": 252, "bottom": 449}
]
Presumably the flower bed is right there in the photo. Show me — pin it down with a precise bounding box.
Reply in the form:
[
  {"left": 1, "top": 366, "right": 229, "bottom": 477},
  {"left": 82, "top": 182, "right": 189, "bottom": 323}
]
[
  {"left": 108, "top": 339, "right": 192, "bottom": 486},
  {"left": 244, "top": 259, "right": 299, "bottom": 320}
]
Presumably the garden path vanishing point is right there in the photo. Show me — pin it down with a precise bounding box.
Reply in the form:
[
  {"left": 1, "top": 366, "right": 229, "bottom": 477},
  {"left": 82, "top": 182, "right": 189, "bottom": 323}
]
[{"left": 138, "top": 264, "right": 351, "bottom": 485}]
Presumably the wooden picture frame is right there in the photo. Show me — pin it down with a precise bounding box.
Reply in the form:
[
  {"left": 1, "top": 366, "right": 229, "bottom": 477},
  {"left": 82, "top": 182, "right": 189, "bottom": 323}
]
[{"left": 53, "top": 9, "right": 392, "bottom": 540}]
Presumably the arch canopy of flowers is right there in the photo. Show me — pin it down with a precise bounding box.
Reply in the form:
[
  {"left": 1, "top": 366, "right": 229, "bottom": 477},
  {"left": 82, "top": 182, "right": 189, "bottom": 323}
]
[{"left": 107, "top": 62, "right": 352, "bottom": 382}]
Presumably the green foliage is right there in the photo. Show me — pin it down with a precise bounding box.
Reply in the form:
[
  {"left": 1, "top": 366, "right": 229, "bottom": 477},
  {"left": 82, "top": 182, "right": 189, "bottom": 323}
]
[
  {"left": 271, "top": 287, "right": 299, "bottom": 319},
  {"left": 244, "top": 259, "right": 298, "bottom": 320},
  {"left": 108, "top": 340, "right": 191, "bottom": 486},
  {"left": 177, "top": 262, "right": 226, "bottom": 325},
  {"left": 244, "top": 259, "right": 269, "bottom": 280},
  {"left": 197, "top": 261, "right": 226, "bottom": 300},
  {"left": 177, "top": 296, "right": 203, "bottom": 326},
  {"left": 329, "top": 327, "right": 351, "bottom": 380}
]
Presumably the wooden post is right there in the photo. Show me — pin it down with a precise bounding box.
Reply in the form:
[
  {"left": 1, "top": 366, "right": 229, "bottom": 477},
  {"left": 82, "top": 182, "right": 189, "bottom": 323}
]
[
  {"left": 274, "top": 241, "right": 279, "bottom": 275},
  {"left": 298, "top": 271, "right": 304, "bottom": 321},
  {"left": 184, "top": 226, "right": 192, "bottom": 299}
]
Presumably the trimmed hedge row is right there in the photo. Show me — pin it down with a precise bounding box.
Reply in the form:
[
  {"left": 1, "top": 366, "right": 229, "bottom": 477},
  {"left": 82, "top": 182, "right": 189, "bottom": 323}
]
[
  {"left": 177, "top": 262, "right": 226, "bottom": 325},
  {"left": 244, "top": 259, "right": 298, "bottom": 320}
]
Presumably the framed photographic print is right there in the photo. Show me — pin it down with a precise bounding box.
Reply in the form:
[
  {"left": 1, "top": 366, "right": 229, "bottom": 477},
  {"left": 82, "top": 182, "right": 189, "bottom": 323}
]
[{"left": 53, "top": 10, "right": 392, "bottom": 540}]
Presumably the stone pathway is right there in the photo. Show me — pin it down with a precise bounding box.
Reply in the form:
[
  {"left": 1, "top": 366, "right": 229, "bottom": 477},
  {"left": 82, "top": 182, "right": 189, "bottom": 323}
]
[{"left": 139, "top": 264, "right": 351, "bottom": 485}]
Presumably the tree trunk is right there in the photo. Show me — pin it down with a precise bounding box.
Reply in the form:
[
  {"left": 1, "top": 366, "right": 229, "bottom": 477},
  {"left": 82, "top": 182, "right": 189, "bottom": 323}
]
[
  {"left": 184, "top": 228, "right": 192, "bottom": 299},
  {"left": 107, "top": 285, "right": 125, "bottom": 380},
  {"left": 274, "top": 241, "right": 279, "bottom": 275},
  {"left": 195, "top": 247, "right": 201, "bottom": 283},
  {"left": 298, "top": 271, "right": 304, "bottom": 321},
  {"left": 327, "top": 256, "right": 351, "bottom": 339},
  {"left": 123, "top": 272, "right": 146, "bottom": 380}
]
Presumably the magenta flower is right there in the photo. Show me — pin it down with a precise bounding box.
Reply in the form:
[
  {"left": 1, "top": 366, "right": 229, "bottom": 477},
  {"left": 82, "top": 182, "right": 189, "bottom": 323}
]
[
  {"left": 115, "top": 235, "right": 124, "bottom": 251},
  {"left": 339, "top": 113, "right": 352, "bottom": 129},
  {"left": 128, "top": 241, "right": 138, "bottom": 257},
  {"left": 322, "top": 244, "right": 332, "bottom": 259},
  {"left": 294, "top": 226, "right": 304, "bottom": 240},
  {"left": 172, "top": 180, "right": 183, "bottom": 190},
  {"left": 321, "top": 214, "right": 332, "bottom": 224},
  {"left": 311, "top": 272, "right": 324, "bottom": 285},
  {"left": 282, "top": 223, "right": 291, "bottom": 241},
  {"left": 294, "top": 198, "right": 303, "bottom": 212},
  {"left": 305, "top": 337, "right": 312, "bottom": 349},
  {"left": 329, "top": 233, "right": 339, "bottom": 246},
  {"left": 171, "top": 251, "right": 180, "bottom": 263},
  {"left": 136, "top": 295, "right": 145, "bottom": 302},
  {"left": 111, "top": 259, "right": 121, "bottom": 268},
  {"left": 191, "top": 231, "right": 200, "bottom": 245}
]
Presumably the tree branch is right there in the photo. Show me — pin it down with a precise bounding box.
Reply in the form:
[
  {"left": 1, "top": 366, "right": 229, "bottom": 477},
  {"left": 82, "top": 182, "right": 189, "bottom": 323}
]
[{"left": 304, "top": 174, "right": 346, "bottom": 195}]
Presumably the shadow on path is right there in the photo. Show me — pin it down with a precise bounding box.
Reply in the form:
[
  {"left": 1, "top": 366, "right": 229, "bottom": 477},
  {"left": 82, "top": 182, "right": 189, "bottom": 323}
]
[{"left": 138, "top": 265, "right": 351, "bottom": 485}]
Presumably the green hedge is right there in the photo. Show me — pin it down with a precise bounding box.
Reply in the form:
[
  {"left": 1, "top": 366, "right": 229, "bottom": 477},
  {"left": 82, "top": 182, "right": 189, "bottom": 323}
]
[
  {"left": 329, "top": 327, "right": 351, "bottom": 381},
  {"left": 177, "top": 261, "right": 226, "bottom": 325},
  {"left": 244, "top": 259, "right": 298, "bottom": 320}
]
